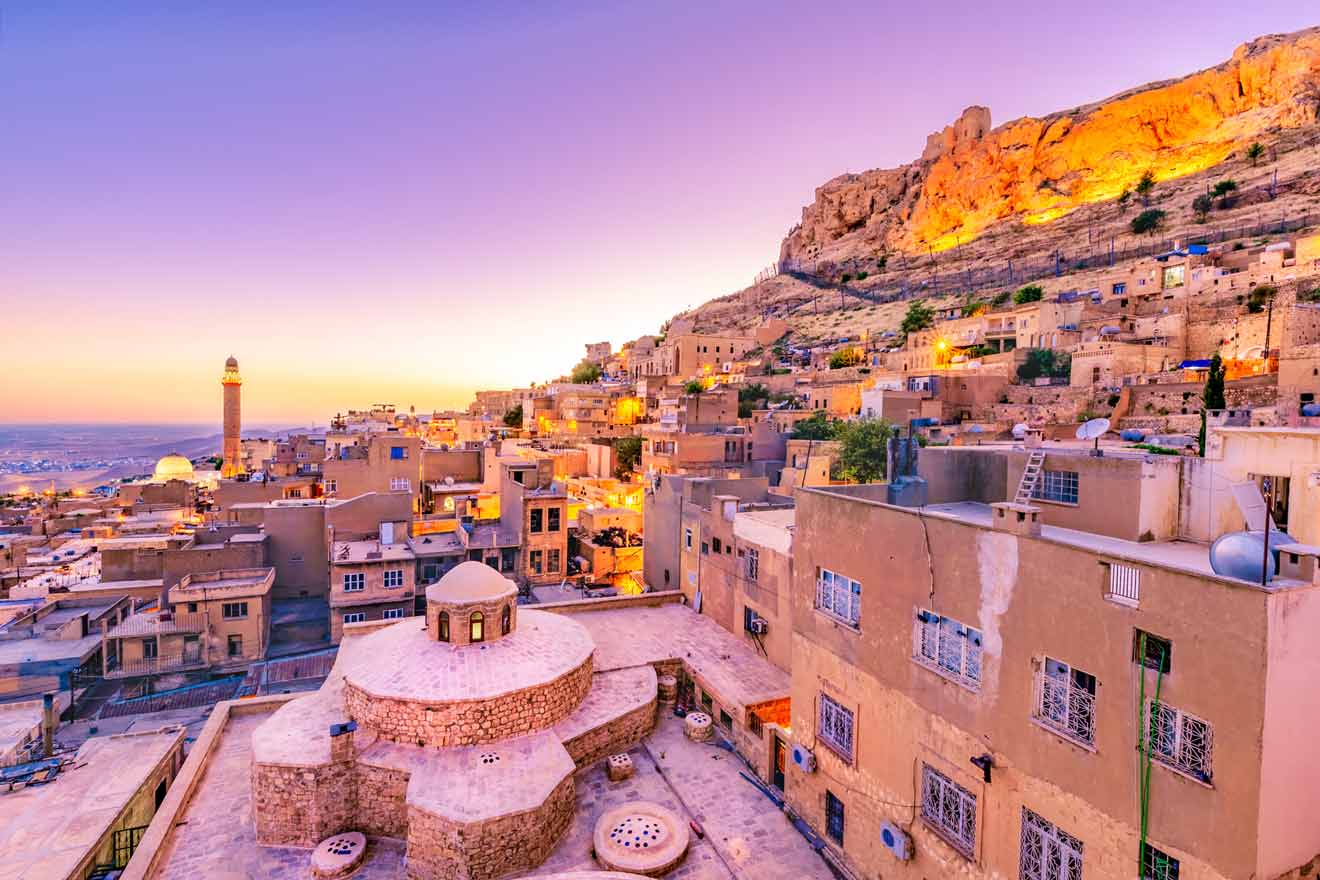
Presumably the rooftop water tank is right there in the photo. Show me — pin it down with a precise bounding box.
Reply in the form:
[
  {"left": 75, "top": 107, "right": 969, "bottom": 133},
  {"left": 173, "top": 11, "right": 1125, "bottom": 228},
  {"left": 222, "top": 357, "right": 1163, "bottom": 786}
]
[{"left": 1209, "top": 530, "right": 1295, "bottom": 582}]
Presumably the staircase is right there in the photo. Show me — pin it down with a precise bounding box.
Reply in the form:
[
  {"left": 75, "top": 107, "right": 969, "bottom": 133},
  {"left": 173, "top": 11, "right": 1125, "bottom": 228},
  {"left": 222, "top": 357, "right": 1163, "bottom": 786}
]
[{"left": 1014, "top": 450, "right": 1046, "bottom": 504}]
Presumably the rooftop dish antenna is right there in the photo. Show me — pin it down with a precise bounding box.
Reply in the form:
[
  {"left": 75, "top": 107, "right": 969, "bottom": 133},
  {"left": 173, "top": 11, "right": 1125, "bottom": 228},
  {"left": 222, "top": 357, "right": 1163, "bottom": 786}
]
[
  {"left": 1011, "top": 423, "right": 1028, "bottom": 440},
  {"left": 1075, "top": 417, "right": 1111, "bottom": 456}
]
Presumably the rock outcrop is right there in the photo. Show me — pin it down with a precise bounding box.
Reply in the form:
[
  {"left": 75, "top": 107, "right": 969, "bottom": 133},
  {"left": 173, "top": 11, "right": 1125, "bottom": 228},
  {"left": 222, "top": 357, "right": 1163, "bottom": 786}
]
[{"left": 781, "top": 27, "right": 1320, "bottom": 263}]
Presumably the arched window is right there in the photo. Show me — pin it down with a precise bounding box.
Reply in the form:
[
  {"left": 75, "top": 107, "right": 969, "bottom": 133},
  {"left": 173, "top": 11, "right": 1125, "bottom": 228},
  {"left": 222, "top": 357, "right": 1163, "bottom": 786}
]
[
  {"left": 470, "top": 611, "right": 484, "bottom": 643},
  {"left": 438, "top": 611, "right": 450, "bottom": 642},
  {"left": 501, "top": 604, "right": 511, "bottom": 636}
]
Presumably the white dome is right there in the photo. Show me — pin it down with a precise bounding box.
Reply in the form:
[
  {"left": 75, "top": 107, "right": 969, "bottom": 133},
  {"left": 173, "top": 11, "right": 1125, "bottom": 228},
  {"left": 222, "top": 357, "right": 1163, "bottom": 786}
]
[{"left": 152, "top": 453, "right": 195, "bottom": 482}]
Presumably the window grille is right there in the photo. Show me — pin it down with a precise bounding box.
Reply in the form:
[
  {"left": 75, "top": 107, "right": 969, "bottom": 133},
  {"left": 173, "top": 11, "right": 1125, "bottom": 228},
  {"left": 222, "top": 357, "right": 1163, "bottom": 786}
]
[
  {"left": 1108, "top": 563, "right": 1141, "bottom": 606},
  {"left": 1033, "top": 470, "right": 1079, "bottom": 504},
  {"left": 914, "top": 610, "right": 982, "bottom": 689},
  {"left": 1141, "top": 844, "right": 1180, "bottom": 880},
  {"left": 921, "top": 764, "right": 977, "bottom": 857},
  {"left": 390, "top": 477, "right": 411, "bottom": 492},
  {"left": 817, "top": 694, "right": 854, "bottom": 762},
  {"left": 825, "top": 790, "right": 845, "bottom": 844},
  {"left": 1020, "top": 808, "right": 1083, "bottom": 880},
  {"left": 1147, "top": 701, "right": 1213, "bottom": 782},
  {"left": 1034, "top": 658, "right": 1096, "bottom": 746},
  {"left": 816, "top": 568, "right": 861, "bottom": 628},
  {"left": 746, "top": 547, "right": 759, "bottom": 582}
]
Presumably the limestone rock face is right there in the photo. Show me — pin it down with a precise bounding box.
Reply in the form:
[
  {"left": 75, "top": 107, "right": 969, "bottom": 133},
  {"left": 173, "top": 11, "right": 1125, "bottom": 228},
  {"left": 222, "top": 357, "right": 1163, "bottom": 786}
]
[{"left": 781, "top": 27, "right": 1320, "bottom": 262}]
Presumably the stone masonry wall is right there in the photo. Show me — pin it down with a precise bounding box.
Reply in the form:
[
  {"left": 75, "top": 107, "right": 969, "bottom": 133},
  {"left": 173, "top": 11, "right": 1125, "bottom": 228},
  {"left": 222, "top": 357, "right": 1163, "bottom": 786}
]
[
  {"left": 560, "top": 694, "right": 657, "bottom": 768},
  {"left": 252, "top": 758, "right": 356, "bottom": 847},
  {"left": 404, "top": 774, "right": 575, "bottom": 880},
  {"left": 345, "top": 656, "right": 593, "bottom": 747},
  {"left": 355, "top": 762, "right": 411, "bottom": 838}
]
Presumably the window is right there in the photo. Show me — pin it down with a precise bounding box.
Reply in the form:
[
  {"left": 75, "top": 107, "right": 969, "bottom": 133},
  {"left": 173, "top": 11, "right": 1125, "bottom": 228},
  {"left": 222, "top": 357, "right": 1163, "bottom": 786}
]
[
  {"left": 438, "top": 611, "right": 450, "bottom": 642},
  {"left": 390, "top": 477, "right": 411, "bottom": 492},
  {"left": 914, "top": 610, "right": 982, "bottom": 689},
  {"left": 227, "top": 634, "right": 243, "bottom": 657},
  {"left": 1141, "top": 844, "right": 1180, "bottom": 880},
  {"left": 530, "top": 550, "right": 543, "bottom": 574},
  {"left": 684, "top": 528, "right": 693, "bottom": 550},
  {"left": 825, "top": 791, "right": 845, "bottom": 845},
  {"left": 701, "top": 541, "right": 709, "bottom": 555},
  {"left": 1033, "top": 470, "right": 1079, "bottom": 505},
  {"left": 382, "top": 569, "right": 404, "bottom": 589},
  {"left": 343, "top": 572, "right": 365, "bottom": 593},
  {"left": 142, "top": 638, "right": 158, "bottom": 659},
  {"left": 1147, "top": 701, "right": 1213, "bottom": 782},
  {"left": 719, "top": 709, "right": 733, "bottom": 730},
  {"left": 500, "top": 548, "right": 516, "bottom": 573},
  {"left": 222, "top": 601, "right": 249, "bottom": 619},
  {"left": 324, "top": 479, "right": 337, "bottom": 495},
  {"left": 1034, "top": 657, "right": 1097, "bottom": 746},
  {"left": 383, "top": 608, "right": 405, "bottom": 620},
  {"left": 712, "top": 537, "right": 722, "bottom": 554},
  {"left": 548, "top": 548, "right": 561, "bottom": 573},
  {"left": 817, "top": 694, "right": 854, "bottom": 763},
  {"left": 1108, "top": 563, "right": 1142, "bottom": 606},
  {"left": 186, "top": 602, "right": 198, "bottom": 613},
  {"left": 816, "top": 567, "right": 861, "bottom": 628},
  {"left": 548, "top": 507, "right": 561, "bottom": 532},
  {"left": 1133, "top": 630, "right": 1171, "bottom": 673},
  {"left": 390, "top": 446, "right": 407, "bottom": 460},
  {"left": 921, "top": 764, "right": 977, "bottom": 857},
  {"left": 470, "top": 611, "right": 484, "bottom": 642},
  {"left": 1020, "top": 808, "right": 1083, "bottom": 880},
  {"left": 501, "top": 605, "right": 511, "bottom": 635},
  {"left": 343, "top": 612, "right": 366, "bottom": 624},
  {"left": 530, "top": 508, "right": 543, "bottom": 533}
]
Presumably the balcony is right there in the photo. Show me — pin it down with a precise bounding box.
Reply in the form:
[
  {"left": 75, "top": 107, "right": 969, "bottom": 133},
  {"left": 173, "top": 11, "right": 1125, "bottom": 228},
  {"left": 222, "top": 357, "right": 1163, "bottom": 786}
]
[
  {"left": 105, "top": 611, "right": 207, "bottom": 639},
  {"left": 105, "top": 646, "right": 207, "bottom": 678}
]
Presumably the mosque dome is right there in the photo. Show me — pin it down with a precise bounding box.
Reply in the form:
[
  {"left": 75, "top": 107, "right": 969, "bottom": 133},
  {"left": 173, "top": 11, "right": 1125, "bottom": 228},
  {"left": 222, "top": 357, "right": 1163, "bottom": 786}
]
[
  {"left": 225, "top": 355, "right": 238, "bottom": 369},
  {"left": 426, "top": 560, "right": 516, "bottom": 605},
  {"left": 153, "top": 453, "right": 195, "bottom": 482}
]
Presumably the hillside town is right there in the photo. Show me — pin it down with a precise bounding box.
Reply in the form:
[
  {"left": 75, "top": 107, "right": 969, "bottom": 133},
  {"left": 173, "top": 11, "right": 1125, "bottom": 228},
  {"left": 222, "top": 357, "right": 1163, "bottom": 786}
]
[{"left": 6, "top": 19, "right": 1320, "bottom": 880}]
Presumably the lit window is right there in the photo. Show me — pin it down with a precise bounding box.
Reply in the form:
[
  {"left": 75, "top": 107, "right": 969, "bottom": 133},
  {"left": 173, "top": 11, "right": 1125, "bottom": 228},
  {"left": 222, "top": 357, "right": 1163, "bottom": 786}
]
[
  {"left": 324, "top": 479, "right": 337, "bottom": 495},
  {"left": 1033, "top": 470, "right": 1079, "bottom": 504},
  {"left": 817, "top": 694, "right": 854, "bottom": 763},
  {"left": 921, "top": 764, "right": 977, "bottom": 857},
  {"left": 470, "top": 611, "right": 484, "bottom": 643},
  {"left": 343, "top": 572, "right": 365, "bottom": 592},
  {"left": 1020, "top": 809, "right": 1083, "bottom": 880},
  {"left": 913, "top": 609, "right": 982, "bottom": 689},
  {"left": 501, "top": 605, "right": 511, "bottom": 635},
  {"left": 816, "top": 567, "right": 861, "bottom": 628},
  {"left": 530, "top": 550, "right": 543, "bottom": 574},
  {"left": 1034, "top": 657, "right": 1097, "bottom": 746},
  {"left": 1147, "top": 701, "right": 1213, "bottom": 783},
  {"left": 438, "top": 611, "right": 450, "bottom": 642},
  {"left": 383, "top": 569, "right": 404, "bottom": 589}
]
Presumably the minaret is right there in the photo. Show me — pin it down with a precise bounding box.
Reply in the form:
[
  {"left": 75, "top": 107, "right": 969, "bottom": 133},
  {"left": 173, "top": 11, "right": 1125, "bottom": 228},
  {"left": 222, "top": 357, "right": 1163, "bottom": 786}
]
[{"left": 221, "top": 355, "right": 245, "bottom": 478}]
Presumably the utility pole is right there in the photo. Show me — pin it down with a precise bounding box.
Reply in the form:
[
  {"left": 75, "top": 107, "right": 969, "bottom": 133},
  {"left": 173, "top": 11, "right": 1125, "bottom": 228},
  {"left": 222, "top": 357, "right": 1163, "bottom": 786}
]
[
  {"left": 1264, "top": 290, "right": 1274, "bottom": 366},
  {"left": 1261, "top": 477, "right": 1272, "bottom": 587}
]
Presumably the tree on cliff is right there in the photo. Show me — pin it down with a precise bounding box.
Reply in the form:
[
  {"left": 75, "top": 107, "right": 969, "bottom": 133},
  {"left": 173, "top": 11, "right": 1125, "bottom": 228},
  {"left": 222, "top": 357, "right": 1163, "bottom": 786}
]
[
  {"left": 900, "top": 300, "right": 935, "bottom": 335},
  {"left": 1212, "top": 179, "right": 1238, "bottom": 208},
  {"left": 1192, "top": 194, "right": 1213, "bottom": 222},
  {"left": 1136, "top": 170, "right": 1157, "bottom": 206},
  {"left": 1246, "top": 142, "right": 1265, "bottom": 166},
  {"left": 829, "top": 347, "right": 864, "bottom": 369},
  {"left": 1013, "top": 284, "right": 1044, "bottom": 305},
  {"left": 1130, "top": 209, "right": 1166, "bottom": 237},
  {"left": 1198, "top": 353, "right": 1226, "bottom": 456},
  {"left": 1117, "top": 187, "right": 1132, "bottom": 214}
]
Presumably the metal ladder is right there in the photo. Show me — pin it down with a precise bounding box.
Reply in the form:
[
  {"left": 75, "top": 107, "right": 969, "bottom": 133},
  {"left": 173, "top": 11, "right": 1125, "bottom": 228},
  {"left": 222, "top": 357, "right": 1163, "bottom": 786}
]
[{"left": 1014, "top": 450, "right": 1046, "bottom": 503}]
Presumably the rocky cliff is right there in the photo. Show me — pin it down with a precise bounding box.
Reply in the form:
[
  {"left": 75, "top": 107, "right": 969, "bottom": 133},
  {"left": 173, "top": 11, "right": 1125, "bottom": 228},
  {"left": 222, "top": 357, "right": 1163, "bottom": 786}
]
[{"left": 781, "top": 27, "right": 1320, "bottom": 263}]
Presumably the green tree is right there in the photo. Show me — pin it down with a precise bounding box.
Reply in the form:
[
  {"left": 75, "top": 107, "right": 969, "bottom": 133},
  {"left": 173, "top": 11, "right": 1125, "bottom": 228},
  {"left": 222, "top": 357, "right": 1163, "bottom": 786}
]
[
  {"left": 790, "top": 412, "right": 841, "bottom": 441},
  {"left": 1017, "top": 348, "right": 1070, "bottom": 383},
  {"left": 613, "top": 436, "right": 642, "bottom": 478},
  {"left": 737, "top": 383, "right": 770, "bottom": 417},
  {"left": 991, "top": 290, "right": 1012, "bottom": 307},
  {"left": 1211, "top": 179, "right": 1238, "bottom": 207},
  {"left": 1246, "top": 142, "right": 1265, "bottom": 166},
  {"left": 503, "top": 404, "right": 523, "bottom": 428},
  {"left": 1013, "top": 284, "right": 1044, "bottom": 305},
  {"left": 570, "top": 359, "right": 602, "bottom": 384},
  {"left": 1135, "top": 170, "right": 1156, "bottom": 206},
  {"left": 828, "top": 347, "right": 864, "bottom": 369},
  {"left": 1198, "top": 353, "right": 1227, "bottom": 456},
  {"left": 683, "top": 379, "right": 704, "bottom": 395},
  {"left": 833, "top": 419, "right": 895, "bottom": 483},
  {"left": 1129, "top": 208, "right": 1166, "bottom": 236},
  {"left": 900, "top": 299, "right": 935, "bottom": 334},
  {"left": 1192, "top": 193, "right": 1213, "bottom": 222},
  {"left": 1246, "top": 284, "right": 1277, "bottom": 314},
  {"left": 1117, "top": 187, "right": 1132, "bottom": 214}
]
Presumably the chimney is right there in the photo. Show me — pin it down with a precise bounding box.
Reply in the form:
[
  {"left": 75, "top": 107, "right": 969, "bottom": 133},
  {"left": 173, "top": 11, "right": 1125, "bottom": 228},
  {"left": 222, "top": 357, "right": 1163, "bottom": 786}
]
[
  {"left": 42, "top": 692, "right": 56, "bottom": 758},
  {"left": 329, "top": 721, "right": 358, "bottom": 763},
  {"left": 989, "top": 502, "right": 1043, "bottom": 537}
]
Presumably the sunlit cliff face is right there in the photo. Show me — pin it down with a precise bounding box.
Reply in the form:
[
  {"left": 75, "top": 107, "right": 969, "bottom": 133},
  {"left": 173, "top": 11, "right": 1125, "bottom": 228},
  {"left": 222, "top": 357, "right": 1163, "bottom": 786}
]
[{"left": 782, "top": 28, "right": 1320, "bottom": 259}]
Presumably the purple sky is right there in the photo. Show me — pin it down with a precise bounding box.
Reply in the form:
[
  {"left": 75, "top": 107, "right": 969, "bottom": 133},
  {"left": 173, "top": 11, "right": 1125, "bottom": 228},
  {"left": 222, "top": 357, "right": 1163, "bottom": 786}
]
[{"left": 3, "top": 2, "right": 1315, "bottom": 424}]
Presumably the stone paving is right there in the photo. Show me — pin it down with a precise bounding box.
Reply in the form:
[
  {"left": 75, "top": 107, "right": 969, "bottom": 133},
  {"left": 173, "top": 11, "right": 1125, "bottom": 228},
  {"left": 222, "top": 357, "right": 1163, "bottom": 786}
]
[{"left": 150, "top": 705, "right": 832, "bottom": 880}]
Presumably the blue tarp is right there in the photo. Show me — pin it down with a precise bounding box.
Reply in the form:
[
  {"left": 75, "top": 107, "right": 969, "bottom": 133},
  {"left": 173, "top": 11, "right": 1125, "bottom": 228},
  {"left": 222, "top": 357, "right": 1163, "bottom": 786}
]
[{"left": 1178, "top": 359, "right": 1212, "bottom": 369}]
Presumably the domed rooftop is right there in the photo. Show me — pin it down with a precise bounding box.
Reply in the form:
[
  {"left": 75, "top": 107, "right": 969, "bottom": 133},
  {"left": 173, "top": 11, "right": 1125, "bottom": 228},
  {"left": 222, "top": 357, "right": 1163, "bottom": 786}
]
[
  {"left": 225, "top": 355, "right": 238, "bottom": 369},
  {"left": 152, "top": 453, "right": 195, "bottom": 482},
  {"left": 426, "top": 560, "right": 517, "bottom": 604}
]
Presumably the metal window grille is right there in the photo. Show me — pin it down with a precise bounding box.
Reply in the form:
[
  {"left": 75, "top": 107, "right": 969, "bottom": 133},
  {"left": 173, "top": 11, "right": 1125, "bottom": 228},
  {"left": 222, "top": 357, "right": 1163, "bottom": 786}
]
[
  {"left": 390, "top": 477, "right": 411, "bottom": 491},
  {"left": 816, "top": 568, "right": 861, "bottom": 628},
  {"left": 1033, "top": 470, "right": 1079, "bottom": 504},
  {"left": 113, "top": 825, "right": 149, "bottom": 868},
  {"left": 825, "top": 790, "right": 845, "bottom": 845},
  {"left": 1148, "top": 701, "right": 1213, "bottom": 783},
  {"left": 1020, "top": 808, "right": 1083, "bottom": 880},
  {"left": 1108, "top": 563, "right": 1141, "bottom": 606},
  {"left": 914, "top": 610, "right": 983, "bottom": 689},
  {"left": 746, "top": 548, "right": 759, "bottom": 582},
  {"left": 818, "top": 694, "right": 854, "bottom": 762},
  {"left": 383, "top": 569, "right": 404, "bottom": 588},
  {"left": 1141, "top": 844, "right": 1180, "bottom": 880},
  {"left": 921, "top": 764, "right": 977, "bottom": 857},
  {"left": 1034, "top": 659, "right": 1096, "bottom": 745},
  {"left": 343, "top": 573, "right": 365, "bottom": 592}
]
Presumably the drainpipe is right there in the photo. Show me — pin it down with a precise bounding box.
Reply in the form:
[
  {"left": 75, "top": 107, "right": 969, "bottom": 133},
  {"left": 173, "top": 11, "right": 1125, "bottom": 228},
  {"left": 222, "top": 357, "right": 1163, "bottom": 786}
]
[{"left": 42, "top": 692, "right": 56, "bottom": 758}]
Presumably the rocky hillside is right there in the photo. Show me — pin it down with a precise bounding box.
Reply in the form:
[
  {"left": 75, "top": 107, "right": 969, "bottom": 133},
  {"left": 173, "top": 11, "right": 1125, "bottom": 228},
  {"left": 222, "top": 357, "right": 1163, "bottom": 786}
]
[{"left": 781, "top": 27, "right": 1320, "bottom": 264}]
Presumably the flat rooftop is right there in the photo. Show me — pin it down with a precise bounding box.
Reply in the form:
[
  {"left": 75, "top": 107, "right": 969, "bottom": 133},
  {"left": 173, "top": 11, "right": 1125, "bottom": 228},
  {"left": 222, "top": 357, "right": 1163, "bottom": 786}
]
[
  {"left": 332, "top": 540, "right": 415, "bottom": 563},
  {"left": 0, "top": 728, "right": 183, "bottom": 880}
]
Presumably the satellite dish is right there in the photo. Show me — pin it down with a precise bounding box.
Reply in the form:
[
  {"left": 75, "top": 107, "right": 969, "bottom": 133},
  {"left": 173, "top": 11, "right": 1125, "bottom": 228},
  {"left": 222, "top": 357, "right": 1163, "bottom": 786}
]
[
  {"left": 1012, "top": 423, "right": 1028, "bottom": 439},
  {"left": 967, "top": 425, "right": 984, "bottom": 434},
  {"left": 1075, "top": 418, "right": 1111, "bottom": 441}
]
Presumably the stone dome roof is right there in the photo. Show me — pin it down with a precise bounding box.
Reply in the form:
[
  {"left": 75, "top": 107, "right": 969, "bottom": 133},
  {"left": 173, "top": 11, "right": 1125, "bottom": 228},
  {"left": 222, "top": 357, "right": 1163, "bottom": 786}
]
[
  {"left": 152, "top": 453, "right": 195, "bottom": 482},
  {"left": 225, "top": 355, "right": 238, "bottom": 369},
  {"left": 426, "top": 560, "right": 516, "bottom": 605}
]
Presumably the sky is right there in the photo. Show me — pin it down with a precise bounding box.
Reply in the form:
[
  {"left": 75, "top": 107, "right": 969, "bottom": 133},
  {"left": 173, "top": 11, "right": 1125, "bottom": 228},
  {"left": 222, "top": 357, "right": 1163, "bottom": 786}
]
[{"left": 2, "top": 1, "right": 1315, "bottom": 425}]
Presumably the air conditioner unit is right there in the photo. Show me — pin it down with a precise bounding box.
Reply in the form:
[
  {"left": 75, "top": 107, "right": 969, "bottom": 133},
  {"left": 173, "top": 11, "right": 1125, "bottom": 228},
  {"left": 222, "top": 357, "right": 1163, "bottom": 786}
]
[
  {"left": 749, "top": 617, "right": 769, "bottom": 635},
  {"left": 879, "top": 821, "right": 914, "bottom": 860},
  {"left": 790, "top": 743, "right": 816, "bottom": 773}
]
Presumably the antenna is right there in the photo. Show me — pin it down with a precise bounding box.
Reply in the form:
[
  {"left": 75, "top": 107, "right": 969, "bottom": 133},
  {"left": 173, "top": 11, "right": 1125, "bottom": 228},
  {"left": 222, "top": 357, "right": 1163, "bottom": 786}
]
[{"left": 1075, "top": 417, "right": 1111, "bottom": 456}]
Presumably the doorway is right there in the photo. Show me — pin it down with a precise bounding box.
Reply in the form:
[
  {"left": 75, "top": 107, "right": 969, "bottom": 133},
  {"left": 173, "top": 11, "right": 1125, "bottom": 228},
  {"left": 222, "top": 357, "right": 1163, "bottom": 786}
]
[{"left": 772, "top": 736, "right": 786, "bottom": 791}]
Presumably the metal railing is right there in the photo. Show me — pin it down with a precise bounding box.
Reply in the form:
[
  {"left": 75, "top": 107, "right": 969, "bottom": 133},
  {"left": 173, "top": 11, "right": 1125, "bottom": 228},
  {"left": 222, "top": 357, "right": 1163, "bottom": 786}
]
[
  {"left": 1107, "top": 563, "right": 1141, "bottom": 607},
  {"left": 106, "top": 648, "right": 206, "bottom": 677}
]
